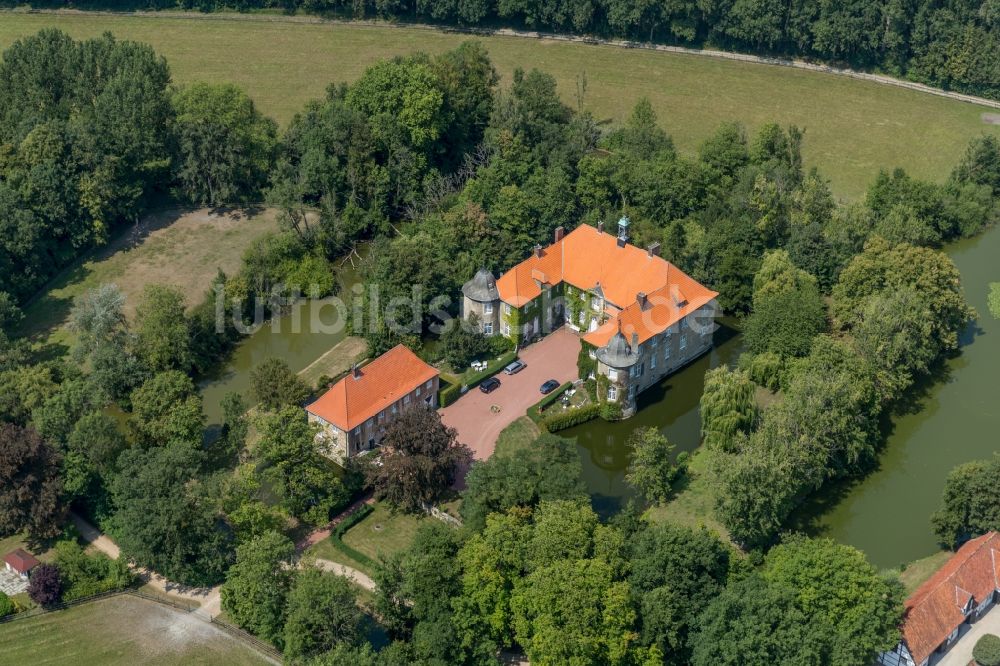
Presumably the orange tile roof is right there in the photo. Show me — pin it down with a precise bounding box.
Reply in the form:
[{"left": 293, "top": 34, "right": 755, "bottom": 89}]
[
  {"left": 901, "top": 532, "right": 1000, "bottom": 664},
  {"left": 305, "top": 344, "right": 439, "bottom": 431},
  {"left": 495, "top": 224, "right": 717, "bottom": 345}
]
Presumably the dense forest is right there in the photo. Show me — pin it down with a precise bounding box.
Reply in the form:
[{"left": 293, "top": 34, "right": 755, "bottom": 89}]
[
  {"left": 2, "top": 27, "right": 1000, "bottom": 665},
  {"left": 11, "top": 0, "right": 1000, "bottom": 101}
]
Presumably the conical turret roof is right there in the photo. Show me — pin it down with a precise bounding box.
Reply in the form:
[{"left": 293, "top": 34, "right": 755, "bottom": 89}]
[
  {"left": 596, "top": 326, "right": 638, "bottom": 368},
  {"left": 462, "top": 269, "right": 500, "bottom": 303}
]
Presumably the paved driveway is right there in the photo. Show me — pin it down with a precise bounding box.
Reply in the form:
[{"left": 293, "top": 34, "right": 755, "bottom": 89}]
[
  {"left": 441, "top": 327, "right": 582, "bottom": 460},
  {"left": 933, "top": 605, "right": 1000, "bottom": 665}
]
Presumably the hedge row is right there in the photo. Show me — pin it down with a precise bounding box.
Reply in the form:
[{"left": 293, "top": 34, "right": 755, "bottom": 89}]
[
  {"left": 439, "top": 350, "right": 518, "bottom": 407},
  {"left": 527, "top": 381, "right": 574, "bottom": 422},
  {"left": 541, "top": 403, "right": 601, "bottom": 432},
  {"left": 329, "top": 504, "right": 376, "bottom": 570}
]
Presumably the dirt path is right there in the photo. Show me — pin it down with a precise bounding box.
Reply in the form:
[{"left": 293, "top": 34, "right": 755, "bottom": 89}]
[
  {"left": 14, "top": 8, "right": 1000, "bottom": 111},
  {"left": 312, "top": 558, "right": 377, "bottom": 592},
  {"left": 72, "top": 513, "right": 221, "bottom": 617}
]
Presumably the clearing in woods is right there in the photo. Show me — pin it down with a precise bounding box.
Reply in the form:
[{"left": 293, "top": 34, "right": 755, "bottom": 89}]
[
  {"left": 0, "top": 594, "right": 271, "bottom": 665},
  {"left": 18, "top": 207, "right": 281, "bottom": 350},
  {"left": 0, "top": 11, "right": 998, "bottom": 198}
]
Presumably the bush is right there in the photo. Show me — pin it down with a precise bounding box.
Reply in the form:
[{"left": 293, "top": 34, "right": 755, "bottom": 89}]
[
  {"left": 600, "top": 401, "right": 623, "bottom": 421},
  {"left": 0, "top": 591, "right": 15, "bottom": 618},
  {"left": 330, "top": 505, "right": 376, "bottom": 570},
  {"left": 27, "top": 563, "right": 62, "bottom": 608},
  {"left": 437, "top": 350, "right": 517, "bottom": 407},
  {"left": 974, "top": 634, "right": 1000, "bottom": 666},
  {"left": 527, "top": 382, "right": 573, "bottom": 421},
  {"left": 541, "top": 403, "right": 601, "bottom": 432}
]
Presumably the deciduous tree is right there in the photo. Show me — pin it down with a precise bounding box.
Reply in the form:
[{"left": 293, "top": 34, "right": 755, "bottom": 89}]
[
  {"left": 367, "top": 406, "right": 472, "bottom": 513},
  {"left": 0, "top": 423, "right": 65, "bottom": 542}
]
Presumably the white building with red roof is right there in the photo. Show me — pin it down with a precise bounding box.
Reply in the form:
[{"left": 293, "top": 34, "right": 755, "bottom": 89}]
[
  {"left": 880, "top": 532, "right": 1000, "bottom": 666},
  {"left": 4, "top": 548, "right": 39, "bottom": 580},
  {"left": 306, "top": 344, "right": 439, "bottom": 463},
  {"left": 460, "top": 219, "right": 719, "bottom": 417}
]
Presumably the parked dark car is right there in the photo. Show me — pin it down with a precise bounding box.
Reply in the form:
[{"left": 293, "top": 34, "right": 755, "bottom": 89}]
[
  {"left": 480, "top": 377, "right": 501, "bottom": 393},
  {"left": 540, "top": 379, "right": 560, "bottom": 394},
  {"left": 504, "top": 360, "right": 527, "bottom": 375}
]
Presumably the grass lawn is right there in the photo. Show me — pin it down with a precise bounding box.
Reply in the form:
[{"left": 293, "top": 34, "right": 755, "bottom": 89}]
[
  {"left": 0, "top": 594, "right": 269, "bottom": 665},
  {"left": 1, "top": 12, "right": 997, "bottom": 198},
  {"left": 297, "top": 336, "right": 367, "bottom": 388},
  {"left": 645, "top": 448, "right": 730, "bottom": 543},
  {"left": 899, "top": 549, "right": 953, "bottom": 595},
  {"left": 306, "top": 502, "right": 429, "bottom": 576},
  {"left": 341, "top": 503, "right": 427, "bottom": 563},
  {"left": 306, "top": 537, "right": 373, "bottom": 576},
  {"left": 493, "top": 416, "right": 541, "bottom": 458},
  {"left": 17, "top": 207, "right": 281, "bottom": 351}
]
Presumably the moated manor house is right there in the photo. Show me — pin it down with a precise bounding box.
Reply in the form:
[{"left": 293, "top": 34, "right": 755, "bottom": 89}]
[{"left": 462, "top": 219, "right": 719, "bottom": 418}]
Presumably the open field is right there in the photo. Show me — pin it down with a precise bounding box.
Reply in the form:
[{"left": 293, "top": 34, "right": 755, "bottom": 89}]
[
  {"left": 0, "top": 594, "right": 269, "bottom": 665},
  {"left": 18, "top": 207, "right": 280, "bottom": 349},
  {"left": 1, "top": 12, "right": 998, "bottom": 198}
]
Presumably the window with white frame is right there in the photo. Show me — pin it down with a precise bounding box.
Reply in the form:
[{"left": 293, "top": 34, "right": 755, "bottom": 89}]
[
  {"left": 416, "top": 386, "right": 422, "bottom": 397},
  {"left": 650, "top": 353, "right": 656, "bottom": 370},
  {"left": 484, "top": 302, "right": 493, "bottom": 314},
  {"left": 664, "top": 345, "right": 671, "bottom": 360},
  {"left": 484, "top": 322, "right": 493, "bottom": 335},
  {"left": 579, "top": 310, "right": 586, "bottom": 325},
  {"left": 591, "top": 298, "right": 601, "bottom": 311},
  {"left": 502, "top": 321, "right": 511, "bottom": 336},
  {"left": 607, "top": 369, "right": 618, "bottom": 381},
  {"left": 403, "top": 394, "right": 411, "bottom": 405},
  {"left": 503, "top": 303, "right": 512, "bottom": 315},
  {"left": 680, "top": 334, "right": 687, "bottom": 351},
  {"left": 426, "top": 379, "right": 433, "bottom": 389},
  {"left": 607, "top": 385, "right": 618, "bottom": 401},
  {"left": 630, "top": 365, "right": 641, "bottom": 378}
]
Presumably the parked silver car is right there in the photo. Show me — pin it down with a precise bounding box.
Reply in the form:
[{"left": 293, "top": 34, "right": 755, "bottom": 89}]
[{"left": 503, "top": 359, "right": 527, "bottom": 375}]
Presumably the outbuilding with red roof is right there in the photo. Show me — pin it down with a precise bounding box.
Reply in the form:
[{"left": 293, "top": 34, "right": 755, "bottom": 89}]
[
  {"left": 879, "top": 532, "right": 1000, "bottom": 666},
  {"left": 306, "top": 344, "right": 439, "bottom": 463},
  {"left": 4, "top": 548, "right": 40, "bottom": 580}
]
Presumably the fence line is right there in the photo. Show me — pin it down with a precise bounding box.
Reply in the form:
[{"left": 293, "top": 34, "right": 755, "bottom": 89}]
[
  {"left": 13, "top": 8, "right": 1000, "bottom": 111},
  {"left": 0, "top": 588, "right": 281, "bottom": 663},
  {"left": 210, "top": 615, "right": 284, "bottom": 662}
]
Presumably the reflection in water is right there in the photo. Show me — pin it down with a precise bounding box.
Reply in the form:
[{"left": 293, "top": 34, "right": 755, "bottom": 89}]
[
  {"left": 198, "top": 256, "right": 365, "bottom": 425},
  {"left": 798, "top": 226, "right": 1000, "bottom": 568},
  {"left": 560, "top": 320, "right": 744, "bottom": 517}
]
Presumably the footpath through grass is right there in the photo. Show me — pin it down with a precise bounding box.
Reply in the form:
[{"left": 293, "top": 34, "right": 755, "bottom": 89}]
[
  {"left": 1, "top": 11, "right": 997, "bottom": 198},
  {"left": 0, "top": 594, "right": 269, "bottom": 665}
]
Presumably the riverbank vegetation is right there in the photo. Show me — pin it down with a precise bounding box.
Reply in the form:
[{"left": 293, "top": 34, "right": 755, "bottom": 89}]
[{"left": 2, "top": 24, "right": 998, "bottom": 665}]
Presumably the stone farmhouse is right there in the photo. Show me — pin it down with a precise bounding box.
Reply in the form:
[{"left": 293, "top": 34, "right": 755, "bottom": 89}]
[
  {"left": 462, "top": 219, "right": 719, "bottom": 418},
  {"left": 306, "top": 344, "right": 439, "bottom": 463},
  {"left": 879, "top": 531, "right": 1000, "bottom": 666}
]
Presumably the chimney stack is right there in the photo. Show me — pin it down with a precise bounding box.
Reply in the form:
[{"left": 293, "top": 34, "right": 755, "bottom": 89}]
[
  {"left": 533, "top": 244, "right": 543, "bottom": 258},
  {"left": 630, "top": 332, "right": 639, "bottom": 351},
  {"left": 637, "top": 292, "right": 648, "bottom": 309},
  {"left": 597, "top": 221, "right": 604, "bottom": 234},
  {"left": 647, "top": 242, "right": 661, "bottom": 258},
  {"left": 351, "top": 364, "right": 361, "bottom": 380},
  {"left": 554, "top": 226, "right": 565, "bottom": 243},
  {"left": 617, "top": 237, "right": 626, "bottom": 248}
]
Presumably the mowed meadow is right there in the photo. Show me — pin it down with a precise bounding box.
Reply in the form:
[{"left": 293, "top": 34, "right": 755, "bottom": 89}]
[{"left": 1, "top": 11, "right": 998, "bottom": 199}]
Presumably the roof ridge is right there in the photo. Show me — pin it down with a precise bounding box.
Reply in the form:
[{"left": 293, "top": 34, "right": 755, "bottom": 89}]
[{"left": 909, "top": 533, "right": 996, "bottom": 606}]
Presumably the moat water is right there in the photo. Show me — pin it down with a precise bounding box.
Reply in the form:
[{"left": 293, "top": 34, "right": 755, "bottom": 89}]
[
  {"left": 199, "top": 225, "right": 1000, "bottom": 568},
  {"left": 563, "top": 224, "right": 1000, "bottom": 569}
]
